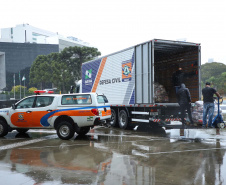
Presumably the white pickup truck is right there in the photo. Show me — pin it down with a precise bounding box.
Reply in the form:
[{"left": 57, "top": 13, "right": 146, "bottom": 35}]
[{"left": 0, "top": 91, "right": 111, "bottom": 140}]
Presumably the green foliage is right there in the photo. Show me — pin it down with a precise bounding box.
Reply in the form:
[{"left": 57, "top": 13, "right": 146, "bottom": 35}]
[
  {"left": 51, "top": 57, "right": 74, "bottom": 93},
  {"left": 30, "top": 55, "right": 53, "bottom": 89},
  {"left": 11, "top": 85, "right": 26, "bottom": 93},
  {"left": 28, "top": 87, "right": 37, "bottom": 93},
  {"left": 60, "top": 46, "right": 101, "bottom": 81},
  {"left": 201, "top": 62, "right": 226, "bottom": 94},
  {"left": 29, "top": 46, "right": 101, "bottom": 93},
  {"left": 201, "top": 62, "right": 226, "bottom": 83}
]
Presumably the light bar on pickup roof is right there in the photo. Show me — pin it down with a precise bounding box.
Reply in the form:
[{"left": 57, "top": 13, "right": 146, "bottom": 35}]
[{"left": 34, "top": 90, "right": 54, "bottom": 95}]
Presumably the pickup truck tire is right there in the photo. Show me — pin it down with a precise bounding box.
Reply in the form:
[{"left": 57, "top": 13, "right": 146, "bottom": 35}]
[
  {"left": 16, "top": 128, "right": 29, "bottom": 134},
  {"left": 75, "top": 126, "right": 90, "bottom": 136},
  {"left": 109, "top": 109, "right": 118, "bottom": 127},
  {"left": 57, "top": 121, "right": 75, "bottom": 140},
  {"left": 118, "top": 110, "right": 129, "bottom": 129},
  {"left": 0, "top": 120, "right": 8, "bottom": 137}
]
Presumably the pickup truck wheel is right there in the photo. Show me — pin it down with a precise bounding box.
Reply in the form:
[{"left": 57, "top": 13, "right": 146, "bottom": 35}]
[
  {"left": 0, "top": 120, "right": 8, "bottom": 137},
  {"left": 109, "top": 109, "right": 118, "bottom": 127},
  {"left": 75, "top": 126, "right": 90, "bottom": 135},
  {"left": 16, "top": 128, "right": 29, "bottom": 134},
  {"left": 118, "top": 110, "right": 129, "bottom": 129},
  {"left": 57, "top": 121, "right": 75, "bottom": 140}
]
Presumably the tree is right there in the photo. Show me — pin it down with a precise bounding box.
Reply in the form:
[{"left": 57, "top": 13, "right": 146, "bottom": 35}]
[
  {"left": 219, "top": 72, "right": 226, "bottom": 94},
  {"left": 201, "top": 62, "right": 226, "bottom": 83},
  {"left": 51, "top": 58, "right": 74, "bottom": 93},
  {"left": 29, "top": 46, "right": 101, "bottom": 93},
  {"left": 60, "top": 46, "right": 101, "bottom": 81},
  {"left": 28, "top": 87, "right": 37, "bottom": 93},
  {"left": 201, "top": 62, "right": 226, "bottom": 94},
  {"left": 11, "top": 85, "right": 26, "bottom": 93},
  {"left": 30, "top": 55, "right": 53, "bottom": 89}
]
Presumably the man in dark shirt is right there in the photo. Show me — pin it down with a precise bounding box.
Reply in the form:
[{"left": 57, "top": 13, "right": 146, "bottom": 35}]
[
  {"left": 177, "top": 83, "right": 194, "bottom": 126},
  {"left": 172, "top": 67, "right": 184, "bottom": 93},
  {"left": 172, "top": 67, "right": 196, "bottom": 94},
  {"left": 202, "top": 82, "right": 220, "bottom": 128}
]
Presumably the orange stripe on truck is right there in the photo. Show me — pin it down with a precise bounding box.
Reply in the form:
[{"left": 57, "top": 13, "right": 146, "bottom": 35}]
[{"left": 92, "top": 57, "right": 107, "bottom": 92}]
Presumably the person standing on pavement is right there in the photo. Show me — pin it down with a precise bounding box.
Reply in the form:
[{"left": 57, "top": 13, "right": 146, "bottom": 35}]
[
  {"left": 177, "top": 83, "right": 194, "bottom": 126},
  {"left": 202, "top": 82, "right": 220, "bottom": 128}
]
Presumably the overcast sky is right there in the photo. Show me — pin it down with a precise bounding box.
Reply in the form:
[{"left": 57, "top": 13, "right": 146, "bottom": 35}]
[{"left": 1, "top": 0, "right": 226, "bottom": 64}]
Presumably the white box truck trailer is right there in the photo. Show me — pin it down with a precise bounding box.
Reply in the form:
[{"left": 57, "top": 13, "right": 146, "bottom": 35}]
[{"left": 77, "top": 39, "right": 201, "bottom": 129}]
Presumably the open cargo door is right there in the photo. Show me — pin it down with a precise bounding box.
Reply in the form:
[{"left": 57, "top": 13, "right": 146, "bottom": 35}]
[
  {"left": 135, "top": 39, "right": 200, "bottom": 104},
  {"left": 153, "top": 39, "right": 200, "bottom": 103}
]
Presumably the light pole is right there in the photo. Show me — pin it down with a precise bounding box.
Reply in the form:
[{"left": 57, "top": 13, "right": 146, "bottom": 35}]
[
  {"left": 22, "top": 75, "right": 26, "bottom": 98},
  {"left": 13, "top": 74, "right": 15, "bottom": 99},
  {"left": 19, "top": 71, "right": 21, "bottom": 99}
]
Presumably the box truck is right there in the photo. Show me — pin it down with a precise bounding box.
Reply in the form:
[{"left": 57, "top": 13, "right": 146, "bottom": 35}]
[{"left": 76, "top": 39, "right": 201, "bottom": 129}]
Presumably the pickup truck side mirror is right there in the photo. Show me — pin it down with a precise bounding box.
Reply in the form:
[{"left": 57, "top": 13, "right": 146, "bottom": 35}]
[{"left": 12, "top": 104, "right": 16, "bottom": 110}]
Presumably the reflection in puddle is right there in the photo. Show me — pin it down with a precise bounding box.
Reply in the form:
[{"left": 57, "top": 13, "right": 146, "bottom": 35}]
[{"left": 0, "top": 127, "right": 225, "bottom": 184}]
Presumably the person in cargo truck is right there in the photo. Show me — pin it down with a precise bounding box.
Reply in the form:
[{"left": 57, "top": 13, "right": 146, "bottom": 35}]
[
  {"left": 176, "top": 83, "right": 194, "bottom": 126},
  {"left": 202, "top": 82, "right": 220, "bottom": 128},
  {"left": 172, "top": 67, "right": 185, "bottom": 93}
]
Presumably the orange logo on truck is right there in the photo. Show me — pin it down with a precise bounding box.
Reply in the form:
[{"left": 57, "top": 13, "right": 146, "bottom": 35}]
[{"left": 122, "top": 60, "right": 132, "bottom": 82}]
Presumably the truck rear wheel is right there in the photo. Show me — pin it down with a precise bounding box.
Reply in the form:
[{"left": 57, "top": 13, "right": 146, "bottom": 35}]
[
  {"left": 109, "top": 109, "right": 118, "bottom": 127},
  {"left": 0, "top": 120, "right": 8, "bottom": 137},
  {"left": 75, "top": 126, "right": 90, "bottom": 135},
  {"left": 57, "top": 121, "right": 75, "bottom": 140},
  {"left": 118, "top": 110, "right": 129, "bottom": 129}
]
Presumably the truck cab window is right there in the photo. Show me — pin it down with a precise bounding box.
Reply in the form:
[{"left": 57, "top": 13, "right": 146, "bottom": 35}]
[{"left": 16, "top": 97, "right": 35, "bottom": 109}]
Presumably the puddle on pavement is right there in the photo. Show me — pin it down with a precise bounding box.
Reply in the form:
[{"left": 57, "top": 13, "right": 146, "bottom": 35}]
[{"left": 0, "top": 127, "right": 226, "bottom": 184}]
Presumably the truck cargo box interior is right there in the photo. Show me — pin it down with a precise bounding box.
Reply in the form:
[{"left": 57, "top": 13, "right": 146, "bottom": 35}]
[{"left": 154, "top": 42, "right": 199, "bottom": 103}]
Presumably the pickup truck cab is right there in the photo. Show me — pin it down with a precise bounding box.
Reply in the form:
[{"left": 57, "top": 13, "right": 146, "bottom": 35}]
[{"left": 0, "top": 92, "right": 111, "bottom": 140}]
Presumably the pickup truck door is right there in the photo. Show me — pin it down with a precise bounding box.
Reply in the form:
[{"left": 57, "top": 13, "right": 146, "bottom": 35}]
[
  {"left": 31, "top": 96, "right": 55, "bottom": 127},
  {"left": 9, "top": 97, "right": 35, "bottom": 127}
]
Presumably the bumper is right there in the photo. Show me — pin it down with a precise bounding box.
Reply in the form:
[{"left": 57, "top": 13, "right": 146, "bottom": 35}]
[{"left": 94, "top": 118, "right": 112, "bottom": 126}]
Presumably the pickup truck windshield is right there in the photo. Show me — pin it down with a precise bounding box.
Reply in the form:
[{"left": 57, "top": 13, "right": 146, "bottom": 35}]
[{"left": 62, "top": 95, "right": 92, "bottom": 105}]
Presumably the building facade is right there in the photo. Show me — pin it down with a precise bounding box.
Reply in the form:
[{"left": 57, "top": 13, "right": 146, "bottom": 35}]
[
  {"left": 0, "top": 24, "right": 93, "bottom": 92},
  {"left": 0, "top": 24, "right": 91, "bottom": 51},
  {"left": 0, "top": 52, "right": 6, "bottom": 90},
  {"left": 0, "top": 42, "right": 59, "bottom": 91},
  {"left": 1, "top": 24, "right": 56, "bottom": 43}
]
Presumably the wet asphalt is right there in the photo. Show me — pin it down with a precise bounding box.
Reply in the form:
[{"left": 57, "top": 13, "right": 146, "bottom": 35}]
[{"left": 0, "top": 125, "right": 226, "bottom": 185}]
